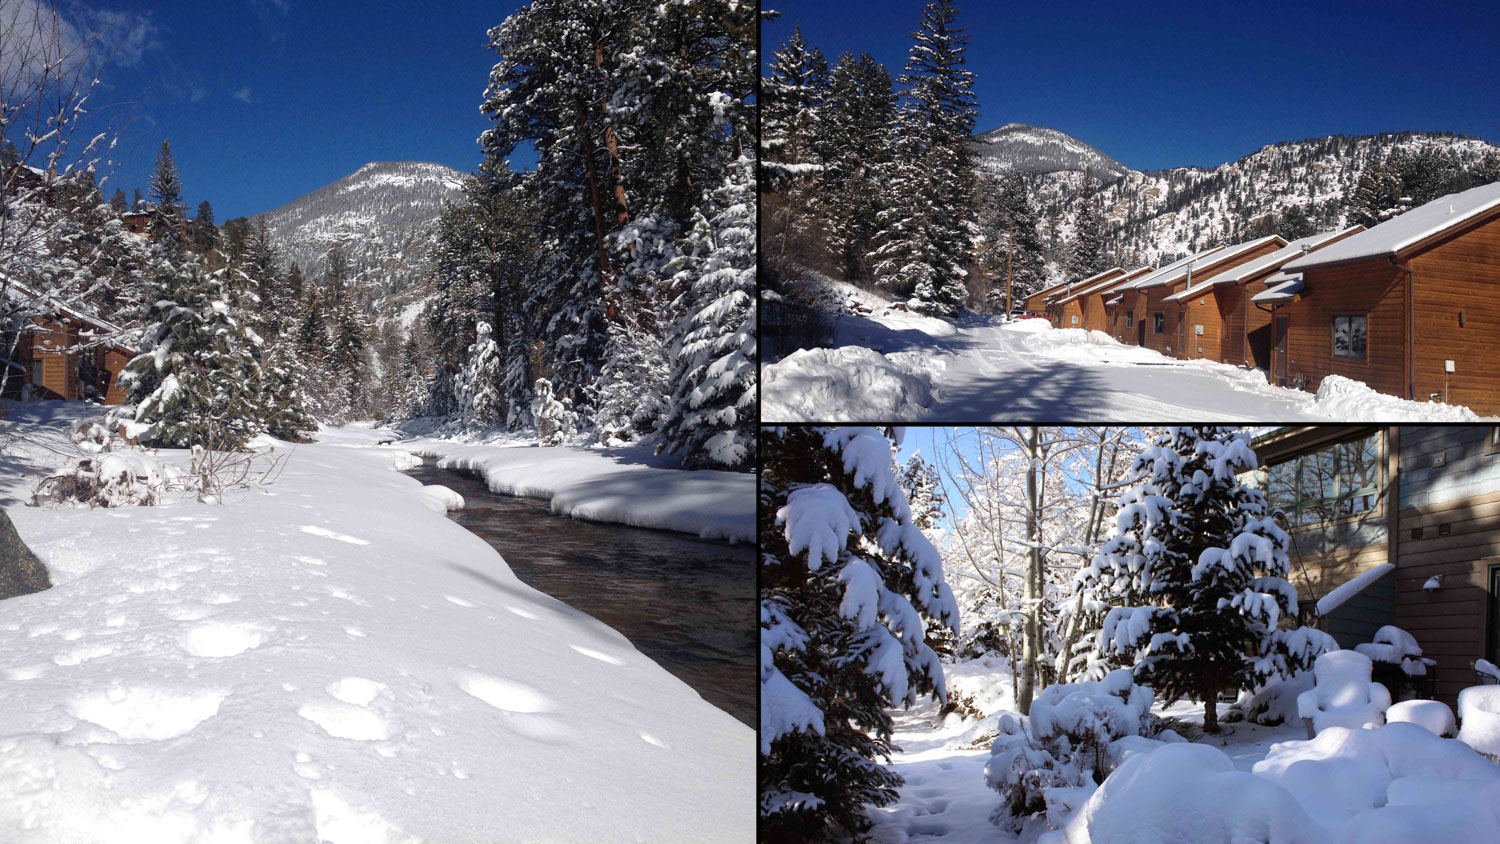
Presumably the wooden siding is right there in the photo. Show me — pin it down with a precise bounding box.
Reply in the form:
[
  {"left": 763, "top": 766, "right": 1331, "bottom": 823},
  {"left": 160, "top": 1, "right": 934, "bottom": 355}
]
[
  {"left": 1408, "top": 211, "right": 1500, "bottom": 413},
  {"left": 1324, "top": 568, "right": 1395, "bottom": 651},
  {"left": 103, "top": 348, "right": 130, "bottom": 405},
  {"left": 1169, "top": 239, "right": 1286, "bottom": 361},
  {"left": 1273, "top": 261, "right": 1406, "bottom": 393},
  {"left": 1060, "top": 299, "right": 1083, "bottom": 329}
]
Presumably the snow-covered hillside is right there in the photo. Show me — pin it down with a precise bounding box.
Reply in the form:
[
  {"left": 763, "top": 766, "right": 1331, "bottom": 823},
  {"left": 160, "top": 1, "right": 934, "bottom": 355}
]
[
  {"left": 1028, "top": 131, "right": 1500, "bottom": 268},
  {"left": 973, "top": 123, "right": 1134, "bottom": 180},
  {"left": 255, "top": 161, "right": 465, "bottom": 300}
]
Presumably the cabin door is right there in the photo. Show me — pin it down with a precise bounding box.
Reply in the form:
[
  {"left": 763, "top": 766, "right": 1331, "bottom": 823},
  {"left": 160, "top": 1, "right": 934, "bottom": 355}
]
[
  {"left": 1489, "top": 565, "right": 1500, "bottom": 666},
  {"left": 1273, "top": 316, "right": 1289, "bottom": 386},
  {"left": 1137, "top": 317, "right": 1145, "bottom": 346}
]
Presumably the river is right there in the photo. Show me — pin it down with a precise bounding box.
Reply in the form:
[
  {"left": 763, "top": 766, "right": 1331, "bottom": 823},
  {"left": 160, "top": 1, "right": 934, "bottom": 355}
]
[{"left": 404, "top": 461, "right": 755, "bottom": 727}]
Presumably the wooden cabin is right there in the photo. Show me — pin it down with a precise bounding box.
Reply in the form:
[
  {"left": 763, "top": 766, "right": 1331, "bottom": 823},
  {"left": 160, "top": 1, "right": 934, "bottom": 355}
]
[
  {"left": 1107, "top": 246, "right": 1226, "bottom": 352},
  {"left": 1254, "top": 425, "right": 1500, "bottom": 709},
  {"left": 1152, "top": 236, "right": 1287, "bottom": 359},
  {"left": 1047, "top": 267, "right": 1126, "bottom": 329},
  {"left": 1021, "top": 279, "right": 1076, "bottom": 316},
  {"left": 3, "top": 282, "right": 134, "bottom": 405},
  {"left": 1263, "top": 182, "right": 1500, "bottom": 411},
  {"left": 1054, "top": 266, "right": 1152, "bottom": 333},
  {"left": 1163, "top": 227, "right": 1365, "bottom": 368}
]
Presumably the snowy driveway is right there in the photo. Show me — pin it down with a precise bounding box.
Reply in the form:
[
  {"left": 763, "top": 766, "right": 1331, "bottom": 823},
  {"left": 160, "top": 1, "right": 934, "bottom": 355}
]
[{"left": 762, "top": 304, "right": 1483, "bottom": 422}]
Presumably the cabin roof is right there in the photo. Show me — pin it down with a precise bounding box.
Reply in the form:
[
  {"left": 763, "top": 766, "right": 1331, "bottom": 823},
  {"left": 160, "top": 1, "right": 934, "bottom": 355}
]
[
  {"left": 1145, "top": 236, "right": 1284, "bottom": 298},
  {"left": 1124, "top": 246, "right": 1227, "bottom": 291},
  {"left": 1165, "top": 229, "right": 1356, "bottom": 302},
  {"left": 1052, "top": 267, "right": 1157, "bottom": 306},
  {"left": 1284, "top": 181, "right": 1500, "bottom": 270},
  {"left": 1043, "top": 267, "right": 1126, "bottom": 305},
  {"left": 3, "top": 278, "right": 132, "bottom": 349}
]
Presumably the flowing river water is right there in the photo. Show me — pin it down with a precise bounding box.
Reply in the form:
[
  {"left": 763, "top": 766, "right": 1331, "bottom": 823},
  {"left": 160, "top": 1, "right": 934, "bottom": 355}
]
[{"left": 404, "top": 461, "right": 755, "bottom": 727}]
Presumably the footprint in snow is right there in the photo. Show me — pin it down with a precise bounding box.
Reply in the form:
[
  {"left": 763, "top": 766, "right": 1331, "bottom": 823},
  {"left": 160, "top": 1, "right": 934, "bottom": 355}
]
[
  {"left": 70, "top": 686, "right": 228, "bottom": 742},
  {"left": 298, "top": 700, "right": 391, "bottom": 741},
  {"left": 181, "top": 622, "right": 265, "bottom": 658},
  {"left": 456, "top": 670, "right": 574, "bottom": 745}
]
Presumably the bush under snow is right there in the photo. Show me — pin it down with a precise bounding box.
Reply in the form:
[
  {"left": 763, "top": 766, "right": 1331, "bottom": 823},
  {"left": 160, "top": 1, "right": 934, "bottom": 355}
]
[
  {"left": 1387, "top": 699, "right": 1455, "bottom": 738},
  {"left": 984, "top": 669, "right": 1159, "bottom": 828},
  {"left": 32, "top": 451, "right": 167, "bottom": 509},
  {"left": 1457, "top": 685, "right": 1500, "bottom": 758}
]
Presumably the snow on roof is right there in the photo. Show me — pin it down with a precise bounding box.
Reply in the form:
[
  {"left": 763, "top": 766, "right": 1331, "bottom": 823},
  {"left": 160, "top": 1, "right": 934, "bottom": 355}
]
[
  {"left": 1127, "top": 246, "right": 1227, "bottom": 291},
  {"left": 1044, "top": 267, "right": 1126, "bottom": 304},
  {"left": 1052, "top": 267, "right": 1138, "bottom": 305},
  {"left": 1316, "top": 563, "right": 1394, "bottom": 616},
  {"left": 1285, "top": 181, "right": 1500, "bottom": 270},
  {"left": 1264, "top": 270, "right": 1301, "bottom": 286},
  {"left": 1159, "top": 236, "right": 1288, "bottom": 301},
  {"left": 2, "top": 278, "right": 130, "bottom": 345},
  {"left": 1104, "top": 295, "right": 1123, "bottom": 306},
  {"left": 1250, "top": 277, "right": 1304, "bottom": 304}
]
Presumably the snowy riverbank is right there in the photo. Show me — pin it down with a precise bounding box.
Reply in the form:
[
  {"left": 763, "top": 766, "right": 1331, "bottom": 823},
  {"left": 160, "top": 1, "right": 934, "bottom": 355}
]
[
  {"left": 0, "top": 409, "right": 752, "bottom": 842},
  {"left": 402, "top": 435, "right": 755, "bottom": 543}
]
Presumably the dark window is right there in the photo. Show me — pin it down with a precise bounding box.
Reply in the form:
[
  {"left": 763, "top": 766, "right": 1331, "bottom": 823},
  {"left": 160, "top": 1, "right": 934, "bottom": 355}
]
[
  {"left": 1153, "top": 313, "right": 1164, "bottom": 333},
  {"left": 30, "top": 356, "right": 43, "bottom": 384},
  {"left": 1333, "top": 314, "right": 1367, "bottom": 360},
  {"left": 1261, "top": 431, "right": 1381, "bottom": 525},
  {"left": 1125, "top": 312, "right": 1134, "bottom": 327}
]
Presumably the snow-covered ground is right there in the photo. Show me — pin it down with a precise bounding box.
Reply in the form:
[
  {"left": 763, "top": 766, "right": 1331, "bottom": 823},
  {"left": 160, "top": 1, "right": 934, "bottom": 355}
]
[
  {"left": 0, "top": 406, "right": 752, "bottom": 842},
  {"left": 762, "top": 286, "right": 1486, "bottom": 422},
  {"left": 403, "top": 437, "right": 753, "bottom": 543},
  {"left": 867, "top": 658, "right": 1500, "bottom": 843}
]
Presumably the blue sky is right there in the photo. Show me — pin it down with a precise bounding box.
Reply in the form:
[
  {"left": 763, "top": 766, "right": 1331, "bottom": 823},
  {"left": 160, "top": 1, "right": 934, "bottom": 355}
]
[
  {"left": 765, "top": 0, "right": 1500, "bottom": 172},
  {"left": 66, "top": 0, "right": 528, "bottom": 219}
]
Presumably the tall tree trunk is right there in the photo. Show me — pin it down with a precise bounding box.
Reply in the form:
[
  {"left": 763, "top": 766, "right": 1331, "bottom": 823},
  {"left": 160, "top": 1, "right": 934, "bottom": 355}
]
[
  {"left": 1203, "top": 678, "right": 1219, "bottom": 733},
  {"left": 1018, "top": 426, "right": 1041, "bottom": 715}
]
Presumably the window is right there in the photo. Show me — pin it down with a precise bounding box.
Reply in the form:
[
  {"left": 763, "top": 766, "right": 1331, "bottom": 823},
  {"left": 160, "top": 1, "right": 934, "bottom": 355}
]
[
  {"left": 1070, "top": 315, "right": 1079, "bottom": 326},
  {"left": 1488, "top": 427, "right": 1500, "bottom": 456},
  {"left": 1126, "top": 312, "right": 1134, "bottom": 327},
  {"left": 1153, "top": 313, "right": 1164, "bottom": 333},
  {"left": 1333, "top": 314, "right": 1367, "bottom": 360},
  {"left": 31, "top": 356, "right": 42, "bottom": 384},
  {"left": 1257, "top": 432, "right": 1381, "bottom": 525}
]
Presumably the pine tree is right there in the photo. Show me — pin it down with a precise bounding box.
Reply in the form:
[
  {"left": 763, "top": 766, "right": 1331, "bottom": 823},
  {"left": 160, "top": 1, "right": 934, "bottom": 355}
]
[
  {"left": 897, "top": 452, "right": 946, "bottom": 532},
  {"left": 530, "top": 377, "right": 576, "bottom": 446},
  {"left": 147, "top": 140, "right": 187, "bottom": 266},
  {"left": 659, "top": 151, "right": 755, "bottom": 471},
  {"left": 873, "top": 0, "right": 978, "bottom": 316},
  {"left": 109, "top": 188, "right": 127, "bottom": 213},
  {"left": 1077, "top": 427, "right": 1322, "bottom": 733},
  {"left": 760, "top": 427, "right": 959, "bottom": 840},
  {"left": 1347, "top": 154, "right": 1408, "bottom": 228},
  {"left": 456, "top": 321, "right": 504, "bottom": 431},
  {"left": 114, "top": 262, "right": 262, "bottom": 450},
  {"left": 981, "top": 172, "right": 1048, "bottom": 311},
  {"left": 1066, "top": 175, "right": 1109, "bottom": 281},
  {"left": 1472, "top": 151, "right": 1500, "bottom": 187},
  {"left": 193, "top": 200, "right": 218, "bottom": 254},
  {"left": 816, "top": 52, "right": 898, "bottom": 281},
  {"left": 761, "top": 26, "right": 828, "bottom": 187}
]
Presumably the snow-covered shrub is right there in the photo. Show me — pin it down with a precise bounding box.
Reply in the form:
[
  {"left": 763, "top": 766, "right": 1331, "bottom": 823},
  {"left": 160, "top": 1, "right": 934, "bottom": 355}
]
[
  {"left": 1254, "top": 721, "right": 1500, "bottom": 830},
  {"left": 529, "top": 378, "right": 576, "bottom": 447},
  {"left": 1457, "top": 685, "right": 1500, "bottom": 758},
  {"left": 70, "top": 421, "right": 117, "bottom": 454},
  {"left": 1356, "top": 624, "right": 1436, "bottom": 677},
  {"left": 1045, "top": 743, "right": 1324, "bottom": 844},
  {"left": 1387, "top": 699, "right": 1455, "bottom": 737},
  {"left": 1227, "top": 628, "right": 1340, "bottom": 726},
  {"left": 1296, "top": 650, "right": 1391, "bottom": 734},
  {"left": 984, "top": 668, "right": 1155, "bottom": 828},
  {"left": 33, "top": 452, "right": 166, "bottom": 509}
]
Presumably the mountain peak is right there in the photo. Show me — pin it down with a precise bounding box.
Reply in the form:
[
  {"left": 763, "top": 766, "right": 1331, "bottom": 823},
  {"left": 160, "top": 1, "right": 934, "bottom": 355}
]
[{"left": 972, "top": 123, "right": 1134, "bottom": 180}]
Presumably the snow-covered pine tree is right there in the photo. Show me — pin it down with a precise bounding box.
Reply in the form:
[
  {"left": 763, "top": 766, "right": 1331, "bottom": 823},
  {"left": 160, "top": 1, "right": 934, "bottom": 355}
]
[
  {"left": 115, "top": 262, "right": 262, "bottom": 450},
  {"left": 1077, "top": 426, "right": 1325, "bottom": 733},
  {"left": 529, "top": 377, "right": 575, "bottom": 447},
  {"left": 1346, "top": 156, "right": 1407, "bottom": 229},
  {"left": 980, "top": 172, "right": 1049, "bottom": 312},
  {"left": 873, "top": 0, "right": 978, "bottom": 316},
  {"left": 760, "top": 426, "right": 959, "bottom": 841},
  {"left": 815, "top": 52, "right": 898, "bottom": 282},
  {"left": 1066, "top": 175, "right": 1110, "bottom": 282},
  {"left": 659, "top": 151, "right": 756, "bottom": 471},
  {"left": 193, "top": 201, "right": 218, "bottom": 255},
  {"left": 456, "top": 321, "right": 503, "bottom": 431},
  {"left": 761, "top": 26, "right": 827, "bottom": 192},
  {"left": 146, "top": 140, "right": 187, "bottom": 267},
  {"left": 897, "top": 451, "right": 946, "bottom": 533}
]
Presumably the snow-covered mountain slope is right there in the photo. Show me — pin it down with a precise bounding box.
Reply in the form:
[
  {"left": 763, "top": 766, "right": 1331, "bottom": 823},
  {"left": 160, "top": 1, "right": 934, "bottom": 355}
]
[
  {"left": 972, "top": 123, "right": 1134, "bottom": 180},
  {"left": 1030, "top": 131, "right": 1500, "bottom": 268},
  {"left": 255, "top": 161, "right": 466, "bottom": 298}
]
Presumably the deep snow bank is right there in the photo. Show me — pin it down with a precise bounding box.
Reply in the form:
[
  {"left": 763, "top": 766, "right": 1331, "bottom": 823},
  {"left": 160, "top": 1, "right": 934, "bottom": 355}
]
[
  {"left": 760, "top": 345, "right": 933, "bottom": 422},
  {"left": 0, "top": 419, "right": 752, "bottom": 842},
  {"left": 403, "top": 438, "right": 754, "bottom": 543}
]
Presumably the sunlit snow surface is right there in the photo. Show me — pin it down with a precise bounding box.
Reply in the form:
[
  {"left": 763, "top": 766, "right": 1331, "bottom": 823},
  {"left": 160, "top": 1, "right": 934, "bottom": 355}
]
[
  {"left": 0, "top": 411, "right": 751, "bottom": 842},
  {"left": 761, "top": 282, "right": 1488, "bottom": 423}
]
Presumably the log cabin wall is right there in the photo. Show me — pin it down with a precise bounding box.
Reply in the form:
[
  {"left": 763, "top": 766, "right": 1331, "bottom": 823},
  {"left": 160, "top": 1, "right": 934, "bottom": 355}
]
[
  {"left": 1407, "top": 212, "right": 1500, "bottom": 413},
  {"left": 1060, "top": 298, "right": 1083, "bottom": 329},
  {"left": 1171, "top": 239, "right": 1286, "bottom": 361},
  {"left": 1395, "top": 425, "right": 1500, "bottom": 707}
]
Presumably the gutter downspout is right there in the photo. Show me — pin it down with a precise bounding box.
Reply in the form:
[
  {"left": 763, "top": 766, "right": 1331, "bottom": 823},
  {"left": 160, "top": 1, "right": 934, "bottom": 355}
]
[{"left": 1390, "top": 256, "right": 1415, "bottom": 401}]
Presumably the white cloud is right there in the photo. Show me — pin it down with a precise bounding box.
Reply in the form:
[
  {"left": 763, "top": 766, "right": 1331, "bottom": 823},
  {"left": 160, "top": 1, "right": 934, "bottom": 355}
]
[{"left": 232, "top": 86, "right": 252, "bottom": 104}]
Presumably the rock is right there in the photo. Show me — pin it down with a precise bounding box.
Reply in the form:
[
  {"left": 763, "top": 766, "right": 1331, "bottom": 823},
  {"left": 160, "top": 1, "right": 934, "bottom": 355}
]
[{"left": 0, "top": 510, "right": 50, "bottom": 600}]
